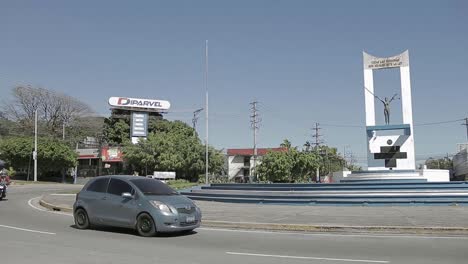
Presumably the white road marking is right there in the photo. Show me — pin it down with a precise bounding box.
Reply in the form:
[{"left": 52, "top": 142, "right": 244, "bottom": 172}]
[
  {"left": 199, "top": 227, "right": 468, "bottom": 240},
  {"left": 226, "top": 251, "right": 389, "bottom": 263},
  {"left": 0, "top": 224, "right": 56, "bottom": 235},
  {"left": 27, "top": 197, "right": 73, "bottom": 217},
  {"left": 50, "top": 193, "right": 76, "bottom": 196}
]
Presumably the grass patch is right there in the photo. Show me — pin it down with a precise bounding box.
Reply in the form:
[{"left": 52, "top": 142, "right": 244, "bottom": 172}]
[{"left": 166, "top": 180, "right": 199, "bottom": 190}]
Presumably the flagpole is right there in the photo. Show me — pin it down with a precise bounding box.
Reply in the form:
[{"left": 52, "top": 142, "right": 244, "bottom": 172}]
[{"left": 205, "top": 40, "right": 209, "bottom": 185}]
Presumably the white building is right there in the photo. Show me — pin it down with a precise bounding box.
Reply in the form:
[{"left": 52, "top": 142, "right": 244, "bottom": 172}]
[{"left": 227, "top": 148, "right": 287, "bottom": 181}]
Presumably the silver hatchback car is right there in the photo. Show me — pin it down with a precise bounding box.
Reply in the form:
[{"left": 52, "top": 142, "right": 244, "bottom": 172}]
[{"left": 73, "top": 175, "right": 201, "bottom": 236}]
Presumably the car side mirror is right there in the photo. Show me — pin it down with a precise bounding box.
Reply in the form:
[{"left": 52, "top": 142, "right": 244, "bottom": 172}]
[{"left": 121, "top": 192, "right": 133, "bottom": 199}]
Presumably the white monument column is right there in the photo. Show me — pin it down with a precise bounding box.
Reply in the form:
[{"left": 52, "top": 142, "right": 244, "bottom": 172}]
[{"left": 363, "top": 68, "right": 375, "bottom": 126}]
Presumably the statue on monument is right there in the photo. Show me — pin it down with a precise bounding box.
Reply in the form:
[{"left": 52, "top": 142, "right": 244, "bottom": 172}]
[
  {"left": 375, "top": 93, "right": 399, "bottom": 125},
  {"left": 365, "top": 87, "right": 400, "bottom": 125}
]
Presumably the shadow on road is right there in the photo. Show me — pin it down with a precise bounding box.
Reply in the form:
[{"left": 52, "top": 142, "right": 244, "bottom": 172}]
[{"left": 69, "top": 225, "right": 198, "bottom": 237}]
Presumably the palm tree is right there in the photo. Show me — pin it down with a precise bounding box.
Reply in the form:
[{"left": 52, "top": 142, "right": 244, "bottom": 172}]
[{"left": 280, "top": 139, "right": 292, "bottom": 150}]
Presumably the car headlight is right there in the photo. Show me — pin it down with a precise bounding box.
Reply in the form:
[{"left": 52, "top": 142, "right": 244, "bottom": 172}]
[{"left": 149, "top": 200, "right": 173, "bottom": 213}]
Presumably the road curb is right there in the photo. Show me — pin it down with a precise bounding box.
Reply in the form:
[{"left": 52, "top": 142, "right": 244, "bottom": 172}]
[
  {"left": 39, "top": 197, "right": 73, "bottom": 213},
  {"left": 200, "top": 220, "right": 468, "bottom": 235},
  {"left": 38, "top": 197, "right": 468, "bottom": 235}
]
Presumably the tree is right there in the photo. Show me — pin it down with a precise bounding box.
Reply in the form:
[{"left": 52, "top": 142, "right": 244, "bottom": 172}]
[
  {"left": 257, "top": 140, "right": 346, "bottom": 183},
  {"left": 0, "top": 137, "right": 77, "bottom": 179},
  {"left": 425, "top": 157, "right": 452, "bottom": 170},
  {"left": 292, "top": 151, "right": 320, "bottom": 182},
  {"left": 122, "top": 119, "right": 224, "bottom": 181},
  {"left": 103, "top": 118, "right": 131, "bottom": 145},
  {"left": 280, "top": 139, "right": 292, "bottom": 150},
  {"left": 3, "top": 86, "right": 100, "bottom": 146},
  {"left": 0, "top": 112, "right": 15, "bottom": 138},
  {"left": 102, "top": 109, "right": 164, "bottom": 145}
]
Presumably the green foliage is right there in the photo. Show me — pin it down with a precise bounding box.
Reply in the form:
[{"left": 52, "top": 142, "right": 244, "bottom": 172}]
[
  {"left": 122, "top": 119, "right": 224, "bottom": 181},
  {"left": 166, "top": 179, "right": 198, "bottom": 190},
  {"left": 257, "top": 151, "right": 295, "bottom": 182},
  {"left": 0, "top": 137, "right": 34, "bottom": 169},
  {"left": 7, "top": 167, "right": 16, "bottom": 177},
  {"left": 0, "top": 137, "right": 77, "bottom": 178},
  {"left": 425, "top": 157, "right": 452, "bottom": 170},
  {"left": 103, "top": 119, "right": 130, "bottom": 145},
  {"left": 257, "top": 141, "right": 347, "bottom": 183}
]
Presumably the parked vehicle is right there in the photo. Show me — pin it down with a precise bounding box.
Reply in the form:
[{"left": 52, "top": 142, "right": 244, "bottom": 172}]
[{"left": 73, "top": 175, "right": 201, "bottom": 236}]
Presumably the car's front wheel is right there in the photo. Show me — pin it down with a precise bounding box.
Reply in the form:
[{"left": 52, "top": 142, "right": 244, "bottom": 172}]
[
  {"left": 136, "top": 213, "right": 157, "bottom": 237},
  {"left": 74, "top": 208, "right": 90, "bottom": 229}
]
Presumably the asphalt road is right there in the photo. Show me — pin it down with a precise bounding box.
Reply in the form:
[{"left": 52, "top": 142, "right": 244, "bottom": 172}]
[{"left": 1, "top": 185, "right": 468, "bottom": 264}]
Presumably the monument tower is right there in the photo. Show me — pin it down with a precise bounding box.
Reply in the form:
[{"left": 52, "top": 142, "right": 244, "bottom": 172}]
[
  {"left": 334, "top": 50, "right": 449, "bottom": 182},
  {"left": 363, "top": 50, "right": 415, "bottom": 171}
]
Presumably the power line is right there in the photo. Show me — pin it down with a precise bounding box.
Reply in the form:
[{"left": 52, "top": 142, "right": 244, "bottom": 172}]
[
  {"left": 415, "top": 118, "right": 465, "bottom": 126},
  {"left": 320, "top": 118, "right": 465, "bottom": 128}
]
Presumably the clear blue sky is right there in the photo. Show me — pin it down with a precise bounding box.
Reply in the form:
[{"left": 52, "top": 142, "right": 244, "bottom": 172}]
[{"left": 1, "top": 0, "right": 467, "bottom": 165}]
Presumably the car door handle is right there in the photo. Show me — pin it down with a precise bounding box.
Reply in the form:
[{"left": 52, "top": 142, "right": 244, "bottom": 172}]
[{"left": 101, "top": 197, "right": 107, "bottom": 200}]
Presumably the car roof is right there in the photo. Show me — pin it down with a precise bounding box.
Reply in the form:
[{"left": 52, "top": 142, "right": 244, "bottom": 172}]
[
  {"left": 88, "top": 175, "right": 149, "bottom": 182},
  {"left": 108, "top": 175, "right": 146, "bottom": 181}
]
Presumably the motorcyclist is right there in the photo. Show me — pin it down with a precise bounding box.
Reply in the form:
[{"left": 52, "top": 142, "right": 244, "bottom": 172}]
[{"left": 0, "top": 168, "right": 9, "bottom": 199}]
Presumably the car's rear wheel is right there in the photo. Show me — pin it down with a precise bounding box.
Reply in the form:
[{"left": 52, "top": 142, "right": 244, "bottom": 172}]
[
  {"left": 136, "top": 213, "right": 157, "bottom": 237},
  {"left": 74, "top": 208, "right": 90, "bottom": 229}
]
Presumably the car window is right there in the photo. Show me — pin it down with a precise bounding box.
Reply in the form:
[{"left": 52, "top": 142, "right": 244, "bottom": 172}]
[
  {"left": 107, "top": 178, "right": 133, "bottom": 196},
  {"left": 86, "top": 178, "right": 109, "bottom": 193},
  {"left": 130, "top": 178, "right": 178, "bottom": 195}
]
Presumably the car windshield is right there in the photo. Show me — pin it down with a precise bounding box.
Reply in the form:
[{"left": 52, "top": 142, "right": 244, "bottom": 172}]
[{"left": 130, "top": 178, "right": 179, "bottom": 195}]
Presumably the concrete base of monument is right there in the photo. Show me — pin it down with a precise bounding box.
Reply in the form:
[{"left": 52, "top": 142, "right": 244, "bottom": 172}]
[{"left": 333, "top": 169, "right": 450, "bottom": 183}]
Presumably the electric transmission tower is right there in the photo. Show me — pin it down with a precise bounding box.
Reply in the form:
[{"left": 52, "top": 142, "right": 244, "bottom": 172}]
[
  {"left": 463, "top": 117, "right": 468, "bottom": 141},
  {"left": 312, "top": 122, "right": 324, "bottom": 149},
  {"left": 312, "top": 122, "right": 323, "bottom": 183},
  {"left": 192, "top": 108, "right": 204, "bottom": 134},
  {"left": 250, "top": 101, "right": 261, "bottom": 181}
]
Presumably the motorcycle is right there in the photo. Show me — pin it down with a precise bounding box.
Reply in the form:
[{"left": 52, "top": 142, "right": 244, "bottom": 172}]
[{"left": 0, "top": 183, "right": 5, "bottom": 200}]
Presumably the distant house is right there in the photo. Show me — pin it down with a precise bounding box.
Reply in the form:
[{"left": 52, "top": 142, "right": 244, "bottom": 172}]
[{"left": 227, "top": 148, "right": 287, "bottom": 181}]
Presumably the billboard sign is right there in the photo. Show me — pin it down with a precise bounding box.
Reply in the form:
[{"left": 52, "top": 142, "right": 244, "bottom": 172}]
[
  {"left": 131, "top": 112, "right": 148, "bottom": 137},
  {"left": 101, "top": 146, "right": 123, "bottom": 162},
  {"left": 108, "top": 97, "right": 170, "bottom": 111}
]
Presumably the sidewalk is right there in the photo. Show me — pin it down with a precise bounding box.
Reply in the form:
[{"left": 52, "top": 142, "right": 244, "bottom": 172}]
[{"left": 40, "top": 193, "right": 468, "bottom": 234}]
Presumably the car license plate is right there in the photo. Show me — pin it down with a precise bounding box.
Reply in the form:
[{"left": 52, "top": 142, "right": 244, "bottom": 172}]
[{"left": 186, "top": 215, "right": 195, "bottom": 223}]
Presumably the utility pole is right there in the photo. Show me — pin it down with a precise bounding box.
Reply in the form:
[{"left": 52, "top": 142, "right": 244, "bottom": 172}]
[
  {"left": 34, "top": 109, "right": 38, "bottom": 182},
  {"left": 343, "top": 145, "right": 349, "bottom": 170},
  {"left": 192, "top": 108, "right": 203, "bottom": 133},
  {"left": 463, "top": 117, "right": 468, "bottom": 141},
  {"left": 250, "top": 101, "right": 261, "bottom": 182},
  {"left": 204, "top": 40, "right": 209, "bottom": 185},
  {"left": 312, "top": 123, "right": 323, "bottom": 183}
]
